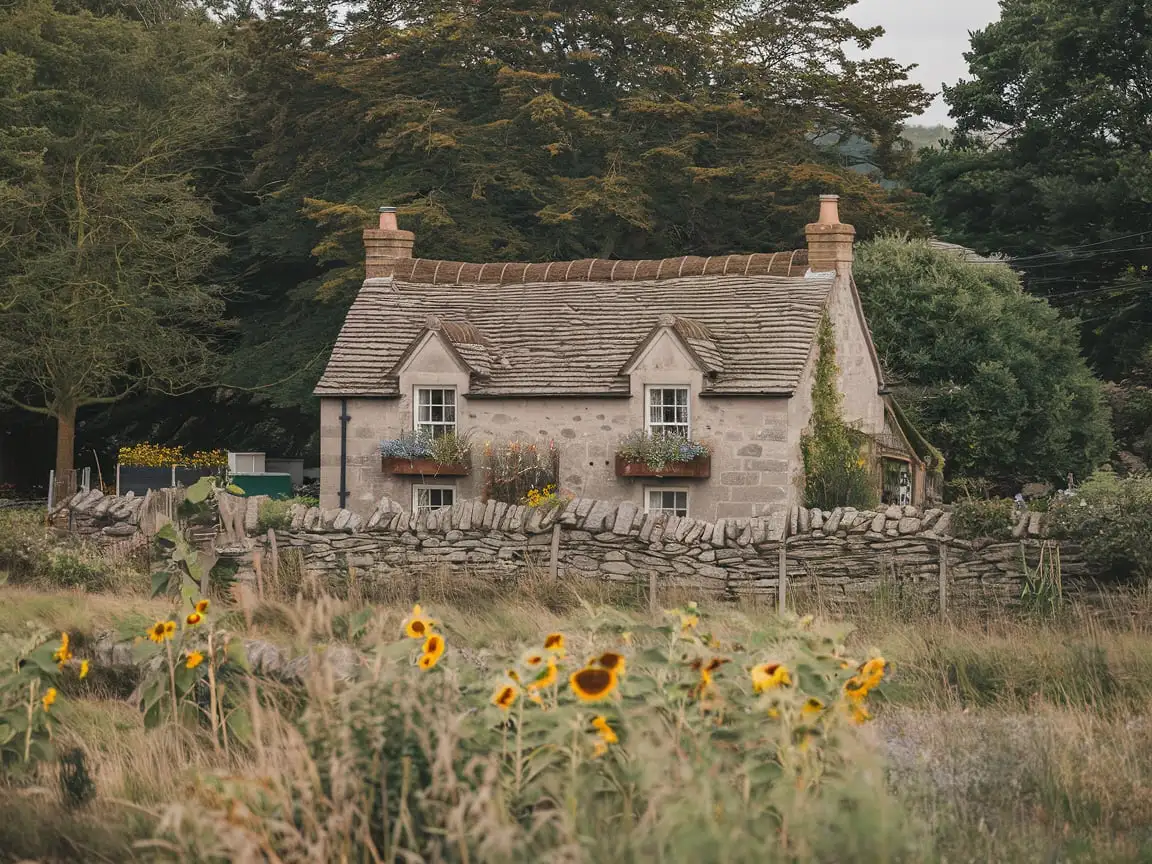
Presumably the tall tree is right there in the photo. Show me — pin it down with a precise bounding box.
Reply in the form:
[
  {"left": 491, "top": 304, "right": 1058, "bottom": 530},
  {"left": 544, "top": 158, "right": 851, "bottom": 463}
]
[
  {"left": 0, "top": 0, "right": 229, "bottom": 476},
  {"left": 912, "top": 0, "right": 1152, "bottom": 380},
  {"left": 855, "top": 237, "right": 1112, "bottom": 488},
  {"left": 222, "top": 0, "right": 931, "bottom": 412}
]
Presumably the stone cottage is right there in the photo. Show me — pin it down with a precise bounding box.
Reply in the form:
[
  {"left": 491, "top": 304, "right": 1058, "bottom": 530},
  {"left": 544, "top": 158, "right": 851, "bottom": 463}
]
[{"left": 316, "top": 195, "right": 934, "bottom": 522}]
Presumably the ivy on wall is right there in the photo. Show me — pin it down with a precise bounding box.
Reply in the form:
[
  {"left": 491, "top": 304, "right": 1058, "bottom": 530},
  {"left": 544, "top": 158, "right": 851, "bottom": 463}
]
[{"left": 801, "top": 315, "right": 878, "bottom": 510}]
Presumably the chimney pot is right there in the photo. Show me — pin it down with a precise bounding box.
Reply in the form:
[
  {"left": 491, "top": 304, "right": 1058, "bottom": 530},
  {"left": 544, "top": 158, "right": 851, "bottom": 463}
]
[
  {"left": 378, "top": 205, "right": 399, "bottom": 231},
  {"left": 818, "top": 194, "right": 841, "bottom": 226},
  {"left": 364, "top": 206, "right": 415, "bottom": 277}
]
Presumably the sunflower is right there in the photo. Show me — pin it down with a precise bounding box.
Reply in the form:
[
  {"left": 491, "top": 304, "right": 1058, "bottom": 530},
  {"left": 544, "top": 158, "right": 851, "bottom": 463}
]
[
  {"left": 680, "top": 613, "right": 699, "bottom": 630},
  {"left": 506, "top": 669, "right": 522, "bottom": 684},
  {"left": 528, "top": 656, "right": 557, "bottom": 691},
  {"left": 859, "top": 657, "right": 887, "bottom": 687},
  {"left": 42, "top": 687, "right": 57, "bottom": 712},
  {"left": 52, "top": 632, "right": 72, "bottom": 667},
  {"left": 420, "top": 633, "right": 445, "bottom": 670},
  {"left": 147, "top": 620, "right": 173, "bottom": 643},
  {"left": 595, "top": 652, "right": 626, "bottom": 676},
  {"left": 186, "top": 650, "right": 205, "bottom": 669},
  {"left": 195, "top": 599, "right": 210, "bottom": 614},
  {"left": 592, "top": 715, "right": 618, "bottom": 745},
  {"left": 543, "top": 633, "right": 566, "bottom": 655},
  {"left": 163, "top": 620, "right": 177, "bottom": 639},
  {"left": 751, "top": 663, "right": 792, "bottom": 693},
  {"left": 186, "top": 612, "right": 203, "bottom": 627},
  {"left": 849, "top": 703, "right": 871, "bottom": 725},
  {"left": 492, "top": 683, "right": 518, "bottom": 711},
  {"left": 801, "top": 697, "right": 826, "bottom": 718},
  {"left": 569, "top": 666, "right": 618, "bottom": 702},
  {"left": 403, "top": 604, "right": 434, "bottom": 639},
  {"left": 79, "top": 659, "right": 89, "bottom": 680}
]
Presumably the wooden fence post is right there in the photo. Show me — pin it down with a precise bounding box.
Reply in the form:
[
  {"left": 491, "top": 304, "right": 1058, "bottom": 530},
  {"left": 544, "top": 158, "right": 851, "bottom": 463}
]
[
  {"left": 548, "top": 523, "right": 561, "bottom": 580},
  {"left": 648, "top": 571, "right": 657, "bottom": 616},
  {"left": 778, "top": 539, "right": 788, "bottom": 615},
  {"left": 938, "top": 541, "right": 948, "bottom": 619},
  {"left": 267, "top": 528, "right": 280, "bottom": 595}
]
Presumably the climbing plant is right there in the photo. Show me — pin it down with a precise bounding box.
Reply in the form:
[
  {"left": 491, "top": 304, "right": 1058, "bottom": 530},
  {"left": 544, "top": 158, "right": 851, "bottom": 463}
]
[{"left": 801, "top": 315, "right": 878, "bottom": 510}]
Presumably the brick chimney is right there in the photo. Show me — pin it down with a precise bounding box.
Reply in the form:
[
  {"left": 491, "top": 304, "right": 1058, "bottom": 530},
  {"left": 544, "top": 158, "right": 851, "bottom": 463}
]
[
  {"left": 804, "top": 194, "right": 855, "bottom": 276},
  {"left": 364, "top": 206, "right": 415, "bottom": 278}
]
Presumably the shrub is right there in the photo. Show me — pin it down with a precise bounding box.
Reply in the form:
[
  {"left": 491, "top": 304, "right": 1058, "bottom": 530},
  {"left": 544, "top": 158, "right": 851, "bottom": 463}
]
[
  {"left": 950, "top": 498, "right": 1015, "bottom": 540},
  {"left": 616, "top": 431, "right": 709, "bottom": 470},
  {"left": 483, "top": 440, "right": 558, "bottom": 504},
  {"left": 379, "top": 430, "right": 472, "bottom": 464},
  {"left": 256, "top": 499, "right": 293, "bottom": 533},
  {"left": 1048, "top": 469, "right": 1152, "bottom": 581}
]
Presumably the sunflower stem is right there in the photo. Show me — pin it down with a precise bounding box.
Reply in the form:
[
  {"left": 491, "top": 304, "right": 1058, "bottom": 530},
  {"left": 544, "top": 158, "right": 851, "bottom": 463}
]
[
  {"left": 206, "top": 629, "right": 221, "bottom": 751},
  {"left": 164, "top": 639, "right": 178, "bottom": 727},
  {"left": 23, "top": 679, "right": 37, "bottom": 763},
  {"left": 514, "top": 692, "right": 524, "bottom": 796}
]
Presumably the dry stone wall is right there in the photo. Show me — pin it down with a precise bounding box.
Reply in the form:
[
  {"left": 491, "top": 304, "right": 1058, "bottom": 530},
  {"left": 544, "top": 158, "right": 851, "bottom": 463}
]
[{"left": 53, "top": 490, "right": 1085, "bottom": 607}]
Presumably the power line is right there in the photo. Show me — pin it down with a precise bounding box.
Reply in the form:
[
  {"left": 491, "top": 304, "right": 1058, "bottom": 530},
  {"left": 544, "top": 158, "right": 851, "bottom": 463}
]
[{"left": 1005, "top": 231, "right": 1152, "bottom": 262}]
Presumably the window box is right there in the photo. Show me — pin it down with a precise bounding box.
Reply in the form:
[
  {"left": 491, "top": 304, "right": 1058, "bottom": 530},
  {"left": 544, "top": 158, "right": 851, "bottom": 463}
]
[
  {"left": 382, "top": 457, "right": 470, "bottom": 477},
  {"left": 615, "top": 453, "right": 710, "bottom": 479}
]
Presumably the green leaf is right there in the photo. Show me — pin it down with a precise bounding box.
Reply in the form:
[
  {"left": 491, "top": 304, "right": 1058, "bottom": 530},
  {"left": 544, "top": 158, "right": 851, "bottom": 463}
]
[
  {"left": 226, "top": 483, "right": 245, "bottom": 495},
  {"left": 226, "top": 706, "right": 253, "bottom": 744},
  {"left": 155, "top": 523, "right": 179, "bottom": 543},
  {"left": 151, "top": 569, "right": 174, "bottom": 598},
  {"left": 225, "top": 639, "right": 250, "bottom": 672}
]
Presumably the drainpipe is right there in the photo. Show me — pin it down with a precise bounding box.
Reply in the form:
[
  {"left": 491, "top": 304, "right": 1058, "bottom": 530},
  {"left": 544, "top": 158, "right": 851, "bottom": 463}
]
[{"left": 339, "top": 398, "right": 350, "bottom": 509}]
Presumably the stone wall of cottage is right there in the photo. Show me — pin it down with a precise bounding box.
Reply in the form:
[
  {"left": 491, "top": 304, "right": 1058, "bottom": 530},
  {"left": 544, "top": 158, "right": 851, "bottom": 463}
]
[{"left": 55, "top": 488, "right": 1084, "bottom": 606}]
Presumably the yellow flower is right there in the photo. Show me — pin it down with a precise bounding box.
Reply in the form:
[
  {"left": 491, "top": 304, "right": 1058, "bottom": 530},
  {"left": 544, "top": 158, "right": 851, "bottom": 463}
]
[
  {"left": 592, "top": 715, "right": 618, "bottom": 745},
  {"left": 492, "top": 683, "right": 518, "bottom": 711},
  {"left": 506, "top": 668, "right": 522, "bottom": 684},
  {"left": 750, "top": 662, "right": 792, "bottom": 693},
  {"left": 79, "top": 660, "right": 89, "bottom": 680},
  {"left": 569, "top": 666, "right": 618, "bottom": 702},
  {"left": 163, "top": 621, "right": 177, "bottom": 639},
  {"left": 528, "top": 656, "right": 557, "bottom": 691},
  {"left": 543, "top": 632, "right": 566, "bottom": 655},
  {"left": 859, "top": 657, "right": 887, "bottom": 687},
  {"left": 147, "top": 620, "right": 174, "bottom": 643},
  {"left": 52, "top": 631, "right": 73, "bottom": 667},
  {"left": 801, "top": 697, "right": 826, "bottom": 718},
  {"left": 42, "top": 687, "right": 57, "bottom": 712},
  {"left": 403, "top": 604, "right": 434, "bottom": 639},
  {"left": 595, "top": 651, "right": 626, "bottom": 676},
  {"left": 849, "top": 703, "right": 871, "bottom": 725},
  {"left": 524, "top": 651, "right": 545, "bottom": 668},
  {"left": 680, "top": 613, "right": 699, "bottom": 630},
  {"left": 186, "top": 650, "right": 204, "bottom": 669},
  {"left": 195, "top": 599, "right": 210, "bottom": 614},
  {"left": 186, "top": 612, "right": 203, "bottom": 627},
  {"left": 420, "top": 633, "right": 445, "bottom": 670}
]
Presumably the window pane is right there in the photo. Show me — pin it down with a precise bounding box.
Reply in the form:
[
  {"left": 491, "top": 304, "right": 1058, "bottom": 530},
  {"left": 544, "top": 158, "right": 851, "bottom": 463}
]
[{"left": 416, "top": 388, "right": 457, "bottom": 437}]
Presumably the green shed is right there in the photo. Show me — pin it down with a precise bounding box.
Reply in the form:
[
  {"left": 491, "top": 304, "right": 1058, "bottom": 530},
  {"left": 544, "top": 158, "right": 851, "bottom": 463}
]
[{"left": 229, "top": 472, "right": 293, "bottom": 500}]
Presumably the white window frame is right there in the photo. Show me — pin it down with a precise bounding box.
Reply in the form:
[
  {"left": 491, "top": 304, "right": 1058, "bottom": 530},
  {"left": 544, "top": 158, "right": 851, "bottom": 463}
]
[
  {"left": 644, "top": 385, "right": 690, "bottom": 438},
  {"left": 644, "top": 486, "right": 689, "bottom": 517},
  {"left": 413, "top": 485, "right": 456, "bottom": 513},
  {"left": 413, "top": 386, "right": 457, "bottom": 438}
]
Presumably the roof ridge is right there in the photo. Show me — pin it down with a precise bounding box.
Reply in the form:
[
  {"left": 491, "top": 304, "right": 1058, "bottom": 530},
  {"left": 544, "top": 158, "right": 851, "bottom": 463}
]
[{"left": 391, "top": 250, "right": 809, "bottom": 285}]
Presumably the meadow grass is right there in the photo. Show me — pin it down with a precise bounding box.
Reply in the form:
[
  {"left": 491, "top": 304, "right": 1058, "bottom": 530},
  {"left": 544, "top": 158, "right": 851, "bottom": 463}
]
[{"left": 3, "top": 572, "right": 1152, "bottom": 862}]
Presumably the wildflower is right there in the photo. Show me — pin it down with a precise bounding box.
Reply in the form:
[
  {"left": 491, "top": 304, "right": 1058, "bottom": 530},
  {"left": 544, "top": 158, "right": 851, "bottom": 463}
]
[
  {"left": 420, "top": 633, "right": 445, "bottom": 670},
  {"left": 186, "top": 612, "right": 203, "bottom": 627},
  {"left": 801, "top": 697, "right": 826, "bottom": 718},
  {"left": 403, "top": 604, "right": 434, "bottom": 639},
  {"left": 492, "top": 683, "right": 518, "bottom": 711},
  {"left": 186, "top": 650, "right": 204, "bottom": 669},
  {"left": 528, "top": 656, "right": 557, "bottom": 691},
  {"left": 750, "top": 663, "right": 792, "bottom": 693},
  {"left": 79, "top": 659, "right": 89, "bottom": 680},
  {"left": 195, "top": 599, "right": 210, "bottom": 614},
  {"left": 148, "top": 620, "right": 175, "bottom": 643},
  {"left": 569, "top": 666, "right": 618, "bottom": 702},
  {"left": 859, "top": 657, "right": 887, "bottom": 687},
  {"left": 543, "top": 632, "right": 566, "bottom": 655},
  {"left": 524, "top": 651, "right": 545, "bottom": 668},
  {"left": 42, "top": 687, "right": 57, "bottom": 712},
  {"left": 595, "top": 651, "right": 626, "bottom": 676}
]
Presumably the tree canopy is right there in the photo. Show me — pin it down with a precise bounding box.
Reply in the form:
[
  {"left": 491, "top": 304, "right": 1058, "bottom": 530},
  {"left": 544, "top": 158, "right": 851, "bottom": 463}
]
[
  {"left": 911, "top": 0, "right": 1152, "bottom": 381},
  {"left": 854, "top": 237, "right": 1112, "bottom": 488},
  {"left": 0, "top": 0, "right": 230, "bottom": 474}
]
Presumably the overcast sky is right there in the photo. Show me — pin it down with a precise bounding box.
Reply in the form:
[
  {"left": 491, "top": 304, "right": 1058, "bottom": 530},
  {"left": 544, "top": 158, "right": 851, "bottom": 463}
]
[{"left": 849, "top": 0, "right": 1003, "bottom": 126}]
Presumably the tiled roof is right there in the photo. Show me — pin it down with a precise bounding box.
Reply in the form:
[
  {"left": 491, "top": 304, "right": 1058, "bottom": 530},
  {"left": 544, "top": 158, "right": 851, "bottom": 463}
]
[
  {"left": 316, "top": 253, "right": 834, "bottom": 398},
  {"left": 928, "top": 240, "right": 1008, "bottom": 266}
]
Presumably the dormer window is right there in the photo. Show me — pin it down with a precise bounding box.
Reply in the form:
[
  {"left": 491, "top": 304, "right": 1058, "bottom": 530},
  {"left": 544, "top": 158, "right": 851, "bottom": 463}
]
[
  {"left": 646, "top": 386, "right": 689, "bottom": 437},
  {"left": 415, "top": 387, "right": 456, "bottom": 438}
]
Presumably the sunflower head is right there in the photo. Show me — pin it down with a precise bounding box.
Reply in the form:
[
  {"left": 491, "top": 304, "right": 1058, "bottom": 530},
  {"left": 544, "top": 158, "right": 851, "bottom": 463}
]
[
  {"left": 148, "top": 621, "right": 168, "bottom": 643},
  {"left": 591, "top": 715, "right": 619, "bottom": 745},
  {"left": 492, "top": 683, "right": 518, "bottom": 711},
  {"left": 186, "top": 612, "right": 203, "bottom": 627},
  {"left": 751, "top": 662, "right": 791, "bottom": 693},
  {"left": 195, "top": 599, "right": 210, "bottom": 615},
  {"left": 186, "top": 650, "right": 205, "bottom": 669},
  {"left": 527, "top": 656, "right": 557, "bottom": 691},
  {"left": 524, "top": 652, "right": 545, "bottom": 668},
  {"left": 860, "top": 657, "right": 887, "bottom": 684},
  {"left": 424, "top": 633, "right": 445, "bottom": 658},
  {"left": 569, "top": 666, "right": 618, "bottom": 702},
  {"left": 801, "top": 697, "right": 826, "bottom": 718},
  {"left": 543, "top": 632, "right": 566, "bottom": 655},
  {"left": 403, "top": 604, "right": 434, "bottom": 639},
  {"left": 42, "top": 687, "right": 57, "bottom": 711},
  {"left": 418, "top": 652, "right": 441, "bottom": 670},
  {"left": 596, "top": 651, "right": 625, "bottom": 675},
  {"left": 163, "top": 620, "right": 177, "bottom": 639}
]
